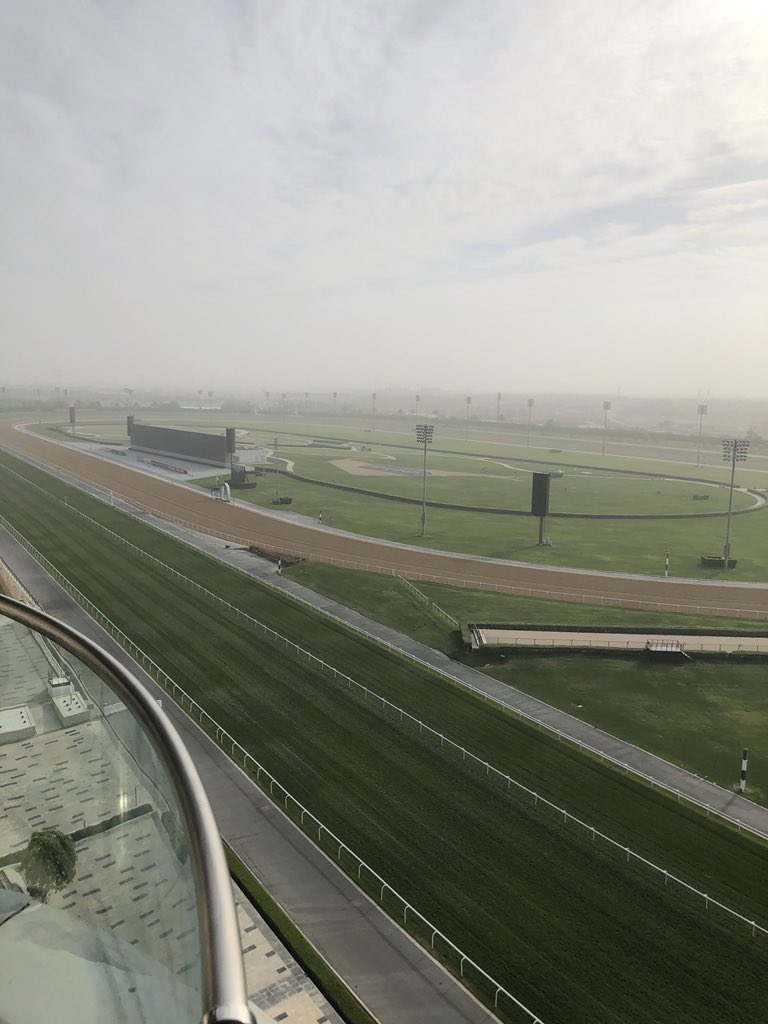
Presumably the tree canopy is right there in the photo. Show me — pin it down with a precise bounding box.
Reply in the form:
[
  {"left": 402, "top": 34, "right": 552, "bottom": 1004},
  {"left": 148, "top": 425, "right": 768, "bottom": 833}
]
[{"left": 21, "top": 828, "right": 77, "bottom": 902}]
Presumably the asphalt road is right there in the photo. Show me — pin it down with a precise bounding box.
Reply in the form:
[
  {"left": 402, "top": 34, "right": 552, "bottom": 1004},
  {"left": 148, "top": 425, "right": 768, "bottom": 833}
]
[{"left": 2, "top": 421, "right": 767, "bottom": 619}]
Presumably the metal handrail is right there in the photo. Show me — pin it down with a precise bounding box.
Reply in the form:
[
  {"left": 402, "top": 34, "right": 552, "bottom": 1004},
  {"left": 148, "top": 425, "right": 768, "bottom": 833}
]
[{"left": 0, "top": 594, "right": 252, "bottom": 1024}]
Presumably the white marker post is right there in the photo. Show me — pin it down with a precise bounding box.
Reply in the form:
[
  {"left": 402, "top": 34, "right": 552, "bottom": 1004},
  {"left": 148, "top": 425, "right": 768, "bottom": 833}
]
[
  {"left": 664, "top": 551, "right": 670, "bottom": 577},
  {"left": 740, "top": 748, "right": 749, "bottom": 793}
]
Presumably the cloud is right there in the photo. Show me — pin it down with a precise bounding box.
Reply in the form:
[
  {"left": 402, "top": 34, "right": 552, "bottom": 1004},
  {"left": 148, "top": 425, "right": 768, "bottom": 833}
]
[{"left": 0, "top": 0, "right": 766, "bottom": 394}]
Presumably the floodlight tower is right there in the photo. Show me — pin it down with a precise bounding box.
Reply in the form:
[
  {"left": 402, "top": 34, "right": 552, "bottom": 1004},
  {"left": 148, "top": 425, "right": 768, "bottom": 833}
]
[
  {"left": 415, "top": 392, "right": 420, "bottom": 417},
  {"left": 721, "top": 438, "right": 750, "bottom": 570},
  {"left": 416, "top": 423, "right": 435, "bottom": 536},
  {"left": 465, "top": 395, "right": 471, "bottom": 441},
  {"left": 601, "top": 401, "right": 612, "bottom": 456},
  {"left": 371, "top": 392, "right": 377, "bottom": 431},
  {"left": 273, "top": 437, "right": 281, "bottom": 502},
  {"left": 696, "top": 404, "right": 708, "bottom": 466},
  {"left": 496, "top": 391, "right": 502, "bottom": 423},
  {"left": 527, "top": 398, "right": 535, "bottom": 446}
]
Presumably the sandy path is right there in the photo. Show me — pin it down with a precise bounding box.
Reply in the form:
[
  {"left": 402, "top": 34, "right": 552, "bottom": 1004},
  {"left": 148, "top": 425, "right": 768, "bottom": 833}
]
[{"left": 1, "top": 421, "right": 767, "bottom": 618}]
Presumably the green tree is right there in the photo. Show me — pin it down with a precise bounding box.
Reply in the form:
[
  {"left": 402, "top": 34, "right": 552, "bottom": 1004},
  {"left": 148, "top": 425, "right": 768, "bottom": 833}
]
[{"left": 21, "top": 828, "right": 77, "bottom": 903}]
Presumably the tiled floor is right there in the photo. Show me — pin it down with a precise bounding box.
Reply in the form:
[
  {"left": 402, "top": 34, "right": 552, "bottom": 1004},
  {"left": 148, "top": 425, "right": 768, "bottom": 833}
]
[
  {"left": 1, "top": 602, "right": 342, "bottom": 1024},
  {"left": 235, "top": 885, "right": 342, "bottom": 1024}
]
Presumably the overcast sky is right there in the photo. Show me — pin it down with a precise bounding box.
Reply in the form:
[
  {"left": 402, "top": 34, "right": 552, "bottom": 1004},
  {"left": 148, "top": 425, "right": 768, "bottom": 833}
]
[{"left": 1, "top": 1, "right": 767, "bottom": 396}]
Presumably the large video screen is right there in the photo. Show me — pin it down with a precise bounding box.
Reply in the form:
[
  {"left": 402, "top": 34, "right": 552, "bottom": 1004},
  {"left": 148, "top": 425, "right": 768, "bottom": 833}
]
[{"left": 129, "top": 423, "right": 228, "bottom": 465}]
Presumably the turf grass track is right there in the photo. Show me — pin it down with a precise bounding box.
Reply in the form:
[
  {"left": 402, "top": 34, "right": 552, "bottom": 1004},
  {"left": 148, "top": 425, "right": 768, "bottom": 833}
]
[{"left": 2, "top": 451, "right": 768, "bottom": 1022}]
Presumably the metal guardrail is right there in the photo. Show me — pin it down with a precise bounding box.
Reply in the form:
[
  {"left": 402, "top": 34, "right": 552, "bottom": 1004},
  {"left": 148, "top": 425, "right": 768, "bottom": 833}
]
[
  {"left": 396, "top": 573, "right": 461, "bottom": 629},
  {"left": 2, "top": 442, "right": 768, "bottom": 621},
  {"left": 0, "top": 592, "right": 252, "bottom": 1024},
  {"left": 478, "top": 635, "right": 768, "bottom": 654},
  {"left": 0, "top": 513, "right": 544, "bottom": 1024},
  {"left": 3, "top": 452, "right": 768, "bottom": 844},
  {"left": 8, "top": 500, "right": 768, "bottom": 944}
]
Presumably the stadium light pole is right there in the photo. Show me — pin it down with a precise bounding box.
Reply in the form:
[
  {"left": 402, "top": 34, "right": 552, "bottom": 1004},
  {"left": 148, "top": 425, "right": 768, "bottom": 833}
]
[
  {"left": 371, "top": 392, "right": 376, "bottom": 431},
  {"left": 415, "top": 392, "right": 420, "bottom": 417},
  {"left": 527, "top": 398, "right": 535, "bottom": 446},
  {"left": 416, "top": 424, "right": 435, "bottom": 536},
  {"left": 274, "top": 436, "right": 280, "bottom": 502},
  {"left": 601, "top": 400, "right": 612, "bottom": 456},
  {"left": 465, "top": 395, "right": 471, "bottom": 441},
  {"left": 721, "top": 438, "right": 749, "bottom": 571},
  {"left": 696, "top": 403, "right": 708, "bottom": 466}
]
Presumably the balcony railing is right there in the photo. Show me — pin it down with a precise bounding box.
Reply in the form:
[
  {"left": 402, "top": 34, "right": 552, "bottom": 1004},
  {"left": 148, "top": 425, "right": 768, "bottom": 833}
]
[{"left": 0, "top": 594, "right": 252, "bottom": 1024}]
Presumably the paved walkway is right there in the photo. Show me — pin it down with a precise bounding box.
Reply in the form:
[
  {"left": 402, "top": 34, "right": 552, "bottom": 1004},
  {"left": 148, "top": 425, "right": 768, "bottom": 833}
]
[
  {"left": 262, "top": 574, "right": 768, "bottom": 839},
  {"left": 5, "top": 445, "right": 768, "bottom": 841},
  {"left": 0, "top": 530, "right": 498, "bottom": 1024},
  {"left": 50, "top": 487, "right": 768, "bottom": 840}
]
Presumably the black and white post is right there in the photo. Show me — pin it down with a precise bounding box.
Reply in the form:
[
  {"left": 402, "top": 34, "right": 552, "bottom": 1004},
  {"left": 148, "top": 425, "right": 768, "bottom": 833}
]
[
  {"left": 740, "top": 748, "right": 749, "bottom": 794},
  {"left": 721, "top": 438, "right": 750, "bottom": 571},
  {"left": 664, "top": 550, "right": 670, "bottom": 578},
  {"left": 416, "top": 423, "right": 435, "bottom": 536}
]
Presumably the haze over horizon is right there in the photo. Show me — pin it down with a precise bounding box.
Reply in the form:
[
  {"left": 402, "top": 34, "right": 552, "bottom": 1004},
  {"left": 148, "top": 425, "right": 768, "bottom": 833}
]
[{"left": 2, "top": 1, "right": 767, "bottom": 396}]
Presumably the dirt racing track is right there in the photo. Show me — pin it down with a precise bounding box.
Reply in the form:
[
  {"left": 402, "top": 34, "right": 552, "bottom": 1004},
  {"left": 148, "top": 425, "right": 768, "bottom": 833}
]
[{"left": 2, "top": 421, "right": 768, "bottom": 620}]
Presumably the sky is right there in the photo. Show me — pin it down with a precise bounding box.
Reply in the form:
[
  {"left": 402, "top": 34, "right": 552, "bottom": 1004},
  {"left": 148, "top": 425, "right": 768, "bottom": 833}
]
[{"left": 1, "top": 0, "right": 767, "bottom": 396}]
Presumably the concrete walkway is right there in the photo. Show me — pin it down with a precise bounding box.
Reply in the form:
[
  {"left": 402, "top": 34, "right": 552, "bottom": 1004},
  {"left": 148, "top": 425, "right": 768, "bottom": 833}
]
[
  {"left": 5, "top": 439, "right": 768, "bottom": 842},
  {"left": 0, "top": 530, "right": 498, "bottom": 1024},
  {"left": 74, "top": 493, "right": 768, "bottom": 841},
  {"left": 5, "top": 442, "right": 768, "bottom": 840},
  {"left": 262, "top": 572, "right": 768, "bottom": 839}
]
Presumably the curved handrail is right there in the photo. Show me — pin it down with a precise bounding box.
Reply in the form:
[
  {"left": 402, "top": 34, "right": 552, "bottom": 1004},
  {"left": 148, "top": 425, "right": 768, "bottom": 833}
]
[{"left": 0, "top": 594, "right": 252, "bottom": 1024}]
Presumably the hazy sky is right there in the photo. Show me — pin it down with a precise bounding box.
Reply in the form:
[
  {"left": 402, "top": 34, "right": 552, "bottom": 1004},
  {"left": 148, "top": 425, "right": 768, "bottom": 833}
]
[{"left": 2, "top": 1, "right": 767, "bottom": 396}]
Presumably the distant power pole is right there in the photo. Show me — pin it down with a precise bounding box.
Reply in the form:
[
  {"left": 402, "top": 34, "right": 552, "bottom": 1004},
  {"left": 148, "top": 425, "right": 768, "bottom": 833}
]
[
  {"left": 416, "top": 423, "right": 435, "bottom": 536},
  {"left": 696, "top": 404, "right": 708, "bottom": 466},
  {"left": 602, "top": 401, "right": 612, "bottom": 456},
  {"left": 527, "top": 398, "right": 535, "bottom": 446},
  {"left": 721, "top": 438, "right": 750, "bottom": 570},
  {"left": 465, "top": 395, "right": 471, "bottom": 441},
  {"left": 371, "top": 392, "right": 377, "bottom": 431},
  {"left": 496, "top": 391, "right": 502, "bottom": 423}
]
